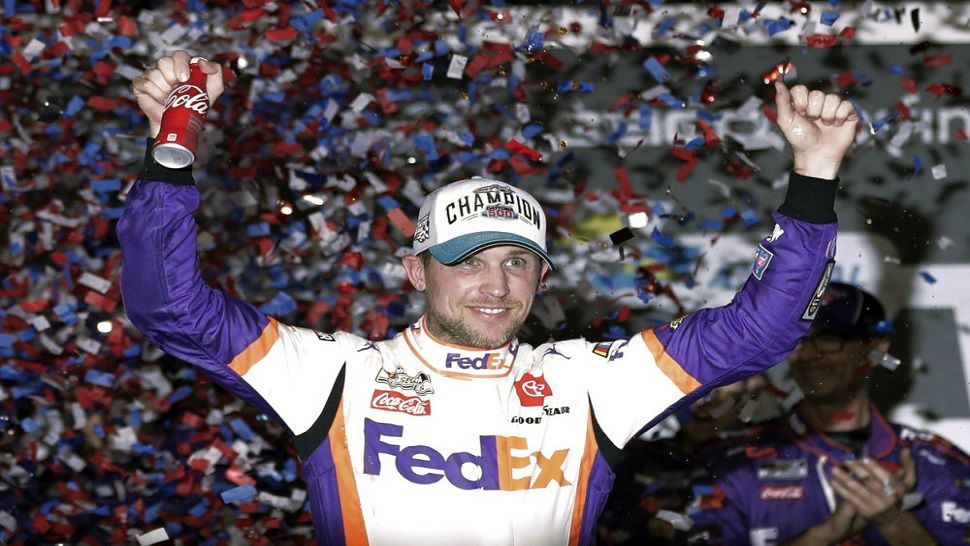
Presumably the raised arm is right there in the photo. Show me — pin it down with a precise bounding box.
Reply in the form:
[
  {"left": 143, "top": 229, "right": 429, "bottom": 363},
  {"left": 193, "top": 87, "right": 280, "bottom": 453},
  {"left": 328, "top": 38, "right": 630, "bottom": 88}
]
[
  {"left": 587, "top": 83, "right": 859, "bottom": 447},
  {"left": 119, "top": 52, "right": 350, "bottom": 442}
]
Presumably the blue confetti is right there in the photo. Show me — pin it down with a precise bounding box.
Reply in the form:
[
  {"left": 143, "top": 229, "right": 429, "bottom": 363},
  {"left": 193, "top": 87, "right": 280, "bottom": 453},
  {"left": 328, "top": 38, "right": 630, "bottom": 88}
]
[
  {"left": 422, "top": 63, "right": 434, "bottom": 81},
  {"left": 83, "top": 369, "right": 116, "bottom": 388},
  {"left": 229, "top": 417, "right": 255, "bottom": 441},
  {"left": 259, "top": 292, "right": 297, "bottom": 316},
  {"left": 642, "top": 56, "right": 670, "bottom": 83},
  {"left": 220, "top": 484, "right": 258, "bottom": 504},
  {"left": 820, "top": 11, "right": 840, "bottom": 26},
  {"left": 651, "top": 227, "right": 675, "bottom": 247},
  {"left": 919, "top": 271, "right": 936, "bottom": 284}
]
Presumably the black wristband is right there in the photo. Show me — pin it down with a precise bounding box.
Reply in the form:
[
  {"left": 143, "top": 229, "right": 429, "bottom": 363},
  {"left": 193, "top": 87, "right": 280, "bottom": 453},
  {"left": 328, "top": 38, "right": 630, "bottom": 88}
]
[
  {"left": 777, "top": 172, "right": 838, "bottom": 224},
  {"left": 140, "top": 138, "right": 196, "bottom": 186}
]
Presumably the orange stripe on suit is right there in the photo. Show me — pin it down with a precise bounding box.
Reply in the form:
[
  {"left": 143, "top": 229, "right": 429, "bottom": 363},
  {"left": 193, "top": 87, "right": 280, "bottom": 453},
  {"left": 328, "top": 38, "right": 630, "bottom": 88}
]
[
  {"left": 641, "top": 329, "right": 701, "bottom": 394},
  {"left": 228, "top": 317, "right": 280, "bottom": 376}
]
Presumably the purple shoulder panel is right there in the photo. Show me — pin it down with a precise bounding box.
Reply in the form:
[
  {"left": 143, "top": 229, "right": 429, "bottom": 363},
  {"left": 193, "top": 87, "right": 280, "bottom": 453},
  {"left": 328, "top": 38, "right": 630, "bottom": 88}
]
[
  {"left": 117, "top": 180, "right": 283, "bottom": 422},
  {"left": 652, "top": 212, "right": 837, "bottom": 390}
]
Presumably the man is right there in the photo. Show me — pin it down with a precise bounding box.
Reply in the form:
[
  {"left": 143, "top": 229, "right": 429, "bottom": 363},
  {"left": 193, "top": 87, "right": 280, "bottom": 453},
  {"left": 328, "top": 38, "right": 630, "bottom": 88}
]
[
  {"left": 687, "top": 283, "right": 970, "bottom": 545},
  {"left": 120, "top": 50, "right": 856, "bottom": 545}
]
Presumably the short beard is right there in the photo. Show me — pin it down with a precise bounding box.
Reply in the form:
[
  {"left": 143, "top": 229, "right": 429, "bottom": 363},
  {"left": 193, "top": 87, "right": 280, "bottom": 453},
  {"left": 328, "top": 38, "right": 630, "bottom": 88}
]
[{"left": 427, "top": 310, "right": 521, "bottom": 349}]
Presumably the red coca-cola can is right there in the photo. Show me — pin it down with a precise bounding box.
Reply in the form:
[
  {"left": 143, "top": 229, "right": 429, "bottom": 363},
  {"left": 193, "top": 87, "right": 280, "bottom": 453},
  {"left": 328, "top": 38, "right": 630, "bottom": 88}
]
[{"left": 152, "top": 58, "right": 210, "bottom": 169}]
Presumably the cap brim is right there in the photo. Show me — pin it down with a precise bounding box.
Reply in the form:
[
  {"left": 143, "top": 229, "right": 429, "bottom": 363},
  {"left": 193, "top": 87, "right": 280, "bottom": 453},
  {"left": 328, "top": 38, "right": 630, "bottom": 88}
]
[{"left": 427, "top": 231, "right": 556, "bottom": 271}]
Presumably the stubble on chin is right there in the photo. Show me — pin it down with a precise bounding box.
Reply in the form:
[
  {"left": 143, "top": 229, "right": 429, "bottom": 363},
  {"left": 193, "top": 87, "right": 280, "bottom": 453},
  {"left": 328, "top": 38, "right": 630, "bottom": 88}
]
[{"left": 428, "top": 311, "right": 521, "bottom": 349}]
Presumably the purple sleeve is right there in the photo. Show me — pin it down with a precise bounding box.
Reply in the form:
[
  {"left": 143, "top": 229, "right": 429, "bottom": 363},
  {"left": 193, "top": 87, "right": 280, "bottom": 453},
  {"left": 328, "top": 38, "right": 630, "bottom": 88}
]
[
  {"left": 907, "top": 438, "right": 970, "bottom": 543},
  {"left": 117, "top": 169, "right": 290, "bottom": 431},
  {"left": 638, "top": 174, "right": 838, "bottom": 432}
]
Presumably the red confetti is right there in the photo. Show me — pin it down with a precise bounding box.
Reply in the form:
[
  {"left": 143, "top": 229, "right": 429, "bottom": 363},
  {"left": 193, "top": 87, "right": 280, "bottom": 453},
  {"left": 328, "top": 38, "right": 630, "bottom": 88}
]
[
  {"left": 266, "top": 26, "right": 299, "bottom": 42},
  {"left": 87, "top": 96, "right": 123, "bottom": 111},
  {"left": 839, "top": 26, "right": 856, "bottom": 39},
  {"left": 805, "top": 34, "right": 838, "bottom": 48},
  {"left": 387, "top": 208, "right": 415, "bottom": 237},
  {"left": 94, "top": 0, "right": 112, "bottom": 17},
  {"left": 902, "top": 78, "right": 917, "bottom": 94},
  {"left": 504, "top": 139, "right": 542, "bottom": 162},
  {"left": 924, "top": 54, "right": 952, "bottom": 68},
  {"left": 895, "top": 101, "right": 912, "bottom": 120},
  {"left": 955, "top": 130, "right": 968, "bottom": 140},
  {"left": 10, "top": 53, "right": 31, "bottom": 74},
  {"left": 697, "top": 119, "right": 721, "bottom": 146},
  {"left": 925, "top": 83, "right": 961, "bottom": 99},
  {"left": 837, "top": 71, "right": 855, "bottom": 88},
  {"left": 670, "top": 148, "right": 698, "bottom": 182},
  {"left": 614, "top": 167, "right": 634, "bottom": 197},
  {"left": 745, "top": 446, "right": 777, "bottom": 458},
  {"left": 117, "top": 15, "right": 137, "bottom": 36}
]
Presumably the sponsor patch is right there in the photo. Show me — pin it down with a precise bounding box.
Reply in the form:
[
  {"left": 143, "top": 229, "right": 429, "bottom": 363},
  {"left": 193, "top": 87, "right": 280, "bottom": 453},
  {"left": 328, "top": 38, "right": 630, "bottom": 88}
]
[
  {"left": 445, "top": 352, "right": 509, "bottom": 371},
  {"left": 364, "top": 418, "right": 570, "bottom": 490},
  {"left": 941, "top": 501, "right": 970, "bottom": 524},
  {"left": 766, "top": 223, "right": 785, "bottom": 243},
  {"left": 759, "top": 485, "right": 805, "bottom": 500},
  {"left": 801, "top": 260, "right": 835, "bottom": 321},
  {"left": 375, "top": 367, "right": 434, "bottom": 396},
  {"left": 514, "top": 372, "right": 552, "bottom": 407},
  {"left": 752, "top": 244, "right": 774, "bottom": 280},
  {"left": 592, "top": 342, "right": 612, "bottom": 358},
  {"left": 669, "top": 315, "right": 686, "bottom": 330},
  {"left": 371, "top": 390, "right": 431, "bottom": 416},
  {"left": 757, "top": 458, "right": 808, "bottom": 480},
  {"left": 313, "top": 331, "right": 336, "bottom": 342},
  {"left": 482, "top": 204, "right": 518, "bottom": 220},
  {"left": 413, "top": 214, "right": 430, "bottom": 243}
]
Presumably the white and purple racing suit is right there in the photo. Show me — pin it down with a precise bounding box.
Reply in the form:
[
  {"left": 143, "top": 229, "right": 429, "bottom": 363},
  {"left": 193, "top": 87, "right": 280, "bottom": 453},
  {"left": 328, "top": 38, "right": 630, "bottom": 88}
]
[{"left": 118, "top": 146, "right": 839, "bottom": 545}]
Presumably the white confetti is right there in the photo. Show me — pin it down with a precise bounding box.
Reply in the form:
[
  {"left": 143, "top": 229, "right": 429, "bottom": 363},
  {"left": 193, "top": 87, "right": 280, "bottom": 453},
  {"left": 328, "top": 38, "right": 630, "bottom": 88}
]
[
  {"left": 447, "top": 54, "right": 468, "bottom": 79},
  {"left": 136, "top": 527, "right": 170, "bottom": 546}
]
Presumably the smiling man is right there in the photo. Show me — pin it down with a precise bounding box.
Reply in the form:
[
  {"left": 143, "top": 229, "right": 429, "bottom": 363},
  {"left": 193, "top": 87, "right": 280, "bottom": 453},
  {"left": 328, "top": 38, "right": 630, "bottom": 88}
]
[{"left": 121, "top": 51, "right": 857, "bottom": 545}]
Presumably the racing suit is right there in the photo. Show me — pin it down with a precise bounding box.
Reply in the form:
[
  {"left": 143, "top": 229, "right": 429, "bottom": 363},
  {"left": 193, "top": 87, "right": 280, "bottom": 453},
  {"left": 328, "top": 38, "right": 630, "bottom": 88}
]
[
  {"left": 687, "top": 404, "right": 970, "bottom": 545},
  {"left": 117, "top": 144, "right": 839, "bottom": 545}
]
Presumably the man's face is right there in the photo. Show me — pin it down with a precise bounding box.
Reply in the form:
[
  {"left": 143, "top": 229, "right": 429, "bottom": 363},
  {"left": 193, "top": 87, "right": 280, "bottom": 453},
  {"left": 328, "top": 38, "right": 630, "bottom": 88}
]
[
  {"left": 788, "top": 329, "right": 884, "bottom": 403},
  {"left": 402, "top": 245, "right": 548, "bottom": 349}
]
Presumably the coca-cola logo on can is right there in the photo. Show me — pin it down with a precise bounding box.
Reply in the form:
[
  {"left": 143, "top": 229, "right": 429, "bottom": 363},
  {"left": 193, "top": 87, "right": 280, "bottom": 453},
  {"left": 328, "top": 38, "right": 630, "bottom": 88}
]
[
  {"left": 164, "top": 85, "right": 209, "bottom": 115},
  {"left": 371, "top": 390, "right": 432, "bottom": 416}
]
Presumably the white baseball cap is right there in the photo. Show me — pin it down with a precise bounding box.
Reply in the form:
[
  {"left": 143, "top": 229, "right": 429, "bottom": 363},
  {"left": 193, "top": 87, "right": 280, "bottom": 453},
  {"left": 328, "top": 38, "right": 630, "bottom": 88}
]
[{"left": 412, "top": 177, "right": 556, "bottom": 270}]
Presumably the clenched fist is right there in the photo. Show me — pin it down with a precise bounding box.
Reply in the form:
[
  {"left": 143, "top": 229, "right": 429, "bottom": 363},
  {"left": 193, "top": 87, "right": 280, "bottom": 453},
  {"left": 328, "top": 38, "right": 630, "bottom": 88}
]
[
  {"left": 132, "top": 50, "right": 224, "bottom": 138},
  {"left": 774, "top": 81, "right": 859, "bottom": 180}
]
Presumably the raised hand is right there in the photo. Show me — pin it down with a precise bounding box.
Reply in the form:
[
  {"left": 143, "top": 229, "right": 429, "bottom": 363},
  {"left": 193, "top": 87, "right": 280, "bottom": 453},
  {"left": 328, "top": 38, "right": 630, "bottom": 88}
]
[
  {"left": 774, "top": 81, "right": 859, "bottom": 180},
  {"left": 131, "top": 50, "right": 224, "bottom": 138}
]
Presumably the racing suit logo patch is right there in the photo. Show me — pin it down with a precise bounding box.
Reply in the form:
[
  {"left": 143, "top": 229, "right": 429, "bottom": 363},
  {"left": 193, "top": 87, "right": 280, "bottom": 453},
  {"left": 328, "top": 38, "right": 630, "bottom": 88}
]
[
  {"left": 759, "top": 485, "right": 804, "bottom": 500},
  {"left": 514, "top": 373, "right": 552, "bottom": 407},
  {"left": 375, "top": 367, "right": 434, "bottom": 396},
  {"left": 371, "top": 390, "right": 431, "bottom": 416},
  {"left": 364, "top": 418, "right": 571, "bottom": 490},
  {"left": 444, "top": 352, "right": 509, "bottom": 371},
  {"left": 752, "top": 244, "right": 774, "bottom": 280},
  {"left": 757, "top": 459, "right": 808, "bottom": 480}
]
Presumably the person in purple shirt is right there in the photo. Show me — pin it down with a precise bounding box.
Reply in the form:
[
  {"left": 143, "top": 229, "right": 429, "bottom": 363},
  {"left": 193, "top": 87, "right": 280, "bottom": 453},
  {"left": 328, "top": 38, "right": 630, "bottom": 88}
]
[{"left": 687, "top": 283, "right": 970, "bottom": 545}]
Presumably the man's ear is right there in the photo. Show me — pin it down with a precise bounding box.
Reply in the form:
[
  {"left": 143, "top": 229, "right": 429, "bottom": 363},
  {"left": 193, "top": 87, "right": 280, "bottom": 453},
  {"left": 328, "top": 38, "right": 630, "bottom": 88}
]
[
  {"left": 401, "top": 254, "right": 427, "bottom": 291},
  {"left": 536, "top": 262, "right": 551, "bottom": 292}
]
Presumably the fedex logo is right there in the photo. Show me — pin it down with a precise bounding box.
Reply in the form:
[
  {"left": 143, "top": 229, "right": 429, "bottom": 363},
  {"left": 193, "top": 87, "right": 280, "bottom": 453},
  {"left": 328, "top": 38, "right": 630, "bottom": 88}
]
[
  {"left": 444, "top": 352, "right": 508, "bottom": 371},
  {"left": 363, "top": 418, "right": 571, "bottom": 490}
]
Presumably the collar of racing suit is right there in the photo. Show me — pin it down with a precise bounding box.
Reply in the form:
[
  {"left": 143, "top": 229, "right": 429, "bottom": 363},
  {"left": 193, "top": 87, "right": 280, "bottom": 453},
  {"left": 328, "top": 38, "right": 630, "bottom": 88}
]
[
  {"left": 400, "top": 316, "right": 521, "bottom": 379},
  {"left": 787, "top": 402, "right": 898, "bottom": 460}
]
